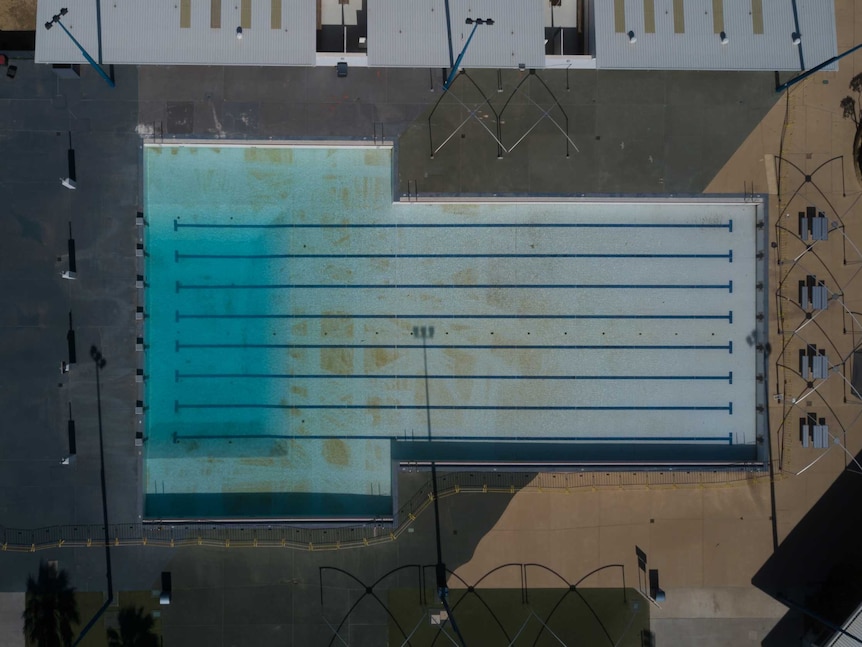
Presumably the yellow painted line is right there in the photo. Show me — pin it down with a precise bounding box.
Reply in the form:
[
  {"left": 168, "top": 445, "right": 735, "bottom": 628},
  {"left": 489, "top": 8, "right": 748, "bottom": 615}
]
[
  {"left": 180, "top": 0, "right": 191, "bottom": 29},
  {"left": 211, "top": 0, "right": 222, "bottom": 29},
  {"left": 271, "top": 0, "right": 281, "bottom": 29},
  {"left": 644, "top": 0, "right": 655, "bottom": 33},
  {"left": 241, "top": 0, "right": 252, "bottom": 29},
  {"left": 673, "top": 0, "right": 685, "bottom": 33},
  {"left": 752, "top": 0, "right": 764, "bottom": 34},
  {"left": 712, "top": 0, "right": 723, "bottom": 33},
  {"left": 614, "top": 0, "right": 625, "bottom": 33}
]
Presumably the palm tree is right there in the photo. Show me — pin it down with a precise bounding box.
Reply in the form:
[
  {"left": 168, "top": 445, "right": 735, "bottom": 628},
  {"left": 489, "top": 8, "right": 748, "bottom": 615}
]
[
  {"left": 106, "top": 607, "right": 158, "bottom": 647},
  {"left": 22, "top": 561, "right": 80, "bottom": 647}
]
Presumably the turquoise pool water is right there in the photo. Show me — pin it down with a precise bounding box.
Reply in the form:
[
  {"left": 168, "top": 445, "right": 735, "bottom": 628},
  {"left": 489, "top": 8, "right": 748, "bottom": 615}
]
[
  {"left": 143, "top": 142, "right": 763, "bottom": 520},
  {"left": 144, "top": 144, "right": 396, "bottom": 519}
]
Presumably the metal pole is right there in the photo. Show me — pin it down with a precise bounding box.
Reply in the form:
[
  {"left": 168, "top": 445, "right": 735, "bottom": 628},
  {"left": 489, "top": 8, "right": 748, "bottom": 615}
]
[
  {"left": 55, "top": 20, "right": 115, "bottom": 88},
  {"left": 418, "top": 326, "right": 466, "bottom": 647},
  {"left": 622, "top": 565, "right": 627, "bottom": 603},
  {"left": 422, "top": 336, "right": 444, "bottom": 577},
  {"left": 95, "top": 0, "right": 103, "bottom": 63},
  {"left": 443, "top": 0, "right": 454, "bottom": 68},
  {"left": 444, "top": 22, "right": 480, "bottom": 90},
  {"left": 776, "top": 41, "right": 862, "bottom": 93}
]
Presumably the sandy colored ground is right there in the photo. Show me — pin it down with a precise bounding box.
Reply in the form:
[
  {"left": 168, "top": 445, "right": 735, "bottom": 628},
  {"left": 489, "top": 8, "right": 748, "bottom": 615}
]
[
  {"left": 454, "top": 1, "right": 862, "bottom": 642},
  {"left": 0, "top": 0, "right": 35, "bottom": 31}
]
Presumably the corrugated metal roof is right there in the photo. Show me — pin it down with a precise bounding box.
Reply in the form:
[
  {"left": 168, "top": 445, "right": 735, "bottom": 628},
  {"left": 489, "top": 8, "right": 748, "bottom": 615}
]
[
  {"left": 795, "top": 0, "right": 839, "bottom": 73},
  {"left": 367, "top": 0, "right": 449, "bottom": 68},
  {"left": 823, "top": 601, "right": 862, "bottom": 646},
  {"left": 594, "top": 0, "right": 837, "bottom": 71},
  {"left": 36, "top": 0, "right": 316, "bottom": 66},
  {"left": 368, "top": 0, "right": 545, "bottom": 69},
  {"left": 35, "top": 0, "right": 835, "bottom": 71}
]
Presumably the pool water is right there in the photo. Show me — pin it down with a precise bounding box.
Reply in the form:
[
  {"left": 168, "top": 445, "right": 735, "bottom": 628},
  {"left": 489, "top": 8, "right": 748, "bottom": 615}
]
[{"left": 143, "top": 142, "right": 763, "bottom": 519}]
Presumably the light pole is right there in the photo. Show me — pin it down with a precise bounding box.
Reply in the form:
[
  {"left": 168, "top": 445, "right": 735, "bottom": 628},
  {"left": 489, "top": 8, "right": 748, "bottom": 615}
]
[
  {"left": 414, "top": 324, "right": 467, "bottom": 646},
  {"left": 443, "top": 18, "right": 494, "bottom": 91},
  {"left": 776, "top": 41, "right": 862, "bottom": 93},
  {"left": 44, "top": 8, "right": 115, "bottom": 88}
]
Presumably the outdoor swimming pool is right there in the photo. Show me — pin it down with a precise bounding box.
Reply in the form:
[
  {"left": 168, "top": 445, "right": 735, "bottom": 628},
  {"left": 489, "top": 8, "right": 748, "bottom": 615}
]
[{"left": 143, "top": 142, "right": 767, "bottom": 519}]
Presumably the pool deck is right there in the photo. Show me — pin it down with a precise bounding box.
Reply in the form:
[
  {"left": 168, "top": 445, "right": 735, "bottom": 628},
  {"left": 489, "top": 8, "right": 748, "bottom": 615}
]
[{"left": 2, "top": 6, "right": 862, "bottom": 641}]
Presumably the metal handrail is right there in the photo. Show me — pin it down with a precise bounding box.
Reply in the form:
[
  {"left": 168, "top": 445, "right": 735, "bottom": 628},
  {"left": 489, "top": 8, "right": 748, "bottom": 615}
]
[{"left": 0, "top": 468, "right": 764, "bottom": 552}]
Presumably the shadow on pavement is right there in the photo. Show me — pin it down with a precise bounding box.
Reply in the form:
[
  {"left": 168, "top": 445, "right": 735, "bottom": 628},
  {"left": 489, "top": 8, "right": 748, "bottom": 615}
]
[
  {"left": 304, "top": 471, "right": 536, "bottom": 646},
  {"left": 753, "top": 453, "right": 862, "bottom": 646}
]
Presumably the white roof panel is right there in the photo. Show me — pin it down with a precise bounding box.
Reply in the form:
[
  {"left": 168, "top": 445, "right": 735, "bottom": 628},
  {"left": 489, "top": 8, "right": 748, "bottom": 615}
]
[
  {"left": 36, "top": 0, "right": 834, "bottom": 71},
  {"left": 367, "top": 0, "right": 449, "bottom": 68},
  {"left": 594, "top": 0, "right": 837, "bottom": 71},
  {"left": 368, "top": 0, "right": 545, "bottom": 69},
  {"left": 36, "top": 0, "right": 316, "bottom": 66}
]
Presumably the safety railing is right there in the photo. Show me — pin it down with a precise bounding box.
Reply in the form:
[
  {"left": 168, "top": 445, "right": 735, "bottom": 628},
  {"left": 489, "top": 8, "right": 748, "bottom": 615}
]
[{"left": 0, "top": 468, "right": 766, "bottom": 552}]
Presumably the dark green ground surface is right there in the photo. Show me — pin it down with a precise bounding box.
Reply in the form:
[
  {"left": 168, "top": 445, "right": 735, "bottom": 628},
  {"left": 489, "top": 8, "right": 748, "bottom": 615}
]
[
  {"left": 387, "top": 587, "right": 648, "bottom": 647},
  {"left": 25, "top": 590, "right": 162, "bottom": 647}
]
